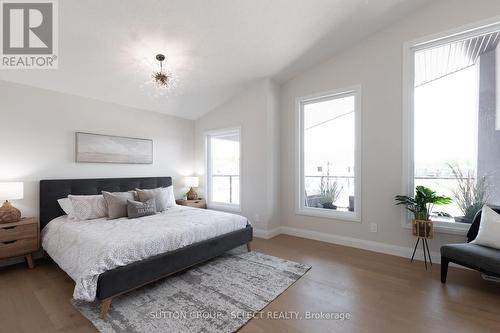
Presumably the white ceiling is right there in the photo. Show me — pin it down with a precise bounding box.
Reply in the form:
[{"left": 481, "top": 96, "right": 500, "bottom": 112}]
[{"left": 0, "top": 0, "right": 433, "bottom": 119}]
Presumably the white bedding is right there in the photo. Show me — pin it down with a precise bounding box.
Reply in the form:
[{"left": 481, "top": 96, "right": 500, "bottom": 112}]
[{"left": 41, "top": 206, "right": 248, "bottom": 301}]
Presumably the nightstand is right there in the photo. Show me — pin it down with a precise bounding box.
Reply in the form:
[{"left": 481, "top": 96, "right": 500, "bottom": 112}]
[
  {"left": 176, "top": 199, "right": 207, "bottom": 209},
  {"left": 0, "top": 217, "right": 39, "bottom": 269}
]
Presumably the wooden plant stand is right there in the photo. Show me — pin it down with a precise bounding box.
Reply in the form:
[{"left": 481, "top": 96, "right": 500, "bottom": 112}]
[{"left": 410, "top": 220, "right": 433, "bottom": 270}]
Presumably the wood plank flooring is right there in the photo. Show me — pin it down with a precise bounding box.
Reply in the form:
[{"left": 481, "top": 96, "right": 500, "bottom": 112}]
[{"left": 1, "top": 235, "right": 499, "bottom": 333}]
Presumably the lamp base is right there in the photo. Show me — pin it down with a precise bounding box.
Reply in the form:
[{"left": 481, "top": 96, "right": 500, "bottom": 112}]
[
  {"left": 0, "top": 200, "right": 21, "bottom": 224},
  {"left": 186, "top": 187, "right": 198, "bottom": 200}
]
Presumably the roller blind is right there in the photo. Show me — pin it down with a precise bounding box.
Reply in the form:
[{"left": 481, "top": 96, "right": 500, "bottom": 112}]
[{"left": 415, "top": 31, "right": 500, "bottom": 87}]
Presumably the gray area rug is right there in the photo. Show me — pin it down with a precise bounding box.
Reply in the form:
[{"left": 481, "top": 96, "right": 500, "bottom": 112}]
[{"left": 72, "top": 248, "right": 311, "bottom": 333}]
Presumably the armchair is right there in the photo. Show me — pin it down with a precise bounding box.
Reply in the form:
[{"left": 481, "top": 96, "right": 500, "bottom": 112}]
[{"left": 440, "top": 206, "right": 500, "bottom": 283}]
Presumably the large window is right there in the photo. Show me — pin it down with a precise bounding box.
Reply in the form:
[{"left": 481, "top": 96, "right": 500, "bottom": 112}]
[
  {"left": 205, "top": 128, "right": 241, "bottom": 211},
  {"left": 296, "top": 87, "right": 361, "bottom": 221},
  {"left": 404, "top": 20, "right": 500, "bottom": 231}
]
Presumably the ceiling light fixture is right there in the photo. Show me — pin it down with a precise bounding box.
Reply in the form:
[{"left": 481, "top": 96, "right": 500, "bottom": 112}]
[{"left": 152, "top": 54, "right": 171, "bottom": 88}]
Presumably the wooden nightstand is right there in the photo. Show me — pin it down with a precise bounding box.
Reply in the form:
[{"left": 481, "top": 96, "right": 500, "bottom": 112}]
[
  {"left": 176, "top": 199, "right": 207, "bottom": 209},
  {"left": 0, "top": 217, "right": 39, "bottom": 269}
]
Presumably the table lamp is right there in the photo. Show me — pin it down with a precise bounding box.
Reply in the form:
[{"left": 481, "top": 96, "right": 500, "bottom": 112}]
[
  {"left": 0, "top": 182, "right": 23, "bottom": 223},
  {"left": 185, "top": 176, "right": 199, "bottom": 200}
]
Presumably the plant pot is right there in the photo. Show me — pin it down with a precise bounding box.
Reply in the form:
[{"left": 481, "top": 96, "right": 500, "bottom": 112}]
[
  {"left": 348, "top": 196, "right": 354, "bottom": 212},
  {"left": 322, "top": 203, "right": 337, "bottom": 209},
  {"left": 412, "top": 219, "right": 433, "bottom": 239},
  {"left": 454, "top": 216, "right": 473, "bottom": 224}
]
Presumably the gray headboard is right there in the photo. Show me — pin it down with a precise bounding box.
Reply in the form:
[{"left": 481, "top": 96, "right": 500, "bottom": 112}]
[{"left": 39, "top": 177, "right": 172, "bottom": 229}]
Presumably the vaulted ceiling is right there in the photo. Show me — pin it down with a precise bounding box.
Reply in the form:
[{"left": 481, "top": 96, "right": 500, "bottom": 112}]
[{"left": 0, "top": 0, "right": 433, "bottom": 119}]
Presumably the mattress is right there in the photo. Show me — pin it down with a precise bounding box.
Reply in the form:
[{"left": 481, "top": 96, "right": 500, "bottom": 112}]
[{"left": 41, "top": 205, "right": 248, "bottom": 301}]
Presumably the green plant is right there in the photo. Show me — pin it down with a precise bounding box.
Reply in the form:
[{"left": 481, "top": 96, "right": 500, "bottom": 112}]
[
  {"left": 395, "top": 186, "right": 452, "bottom": 221},
  {"left": 318, "top": 162, "right": 343, "bottom": 208},
  {"left": 319, "top": 180, "right": 343, "bottom": 208},
  {"left": 448, "top": 164, "right": 488, "bottom": 221}
]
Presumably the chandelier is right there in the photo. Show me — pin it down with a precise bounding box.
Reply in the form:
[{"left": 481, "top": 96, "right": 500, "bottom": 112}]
[{"left": 152, "top": 54, "right": 171, "bottom": 88}]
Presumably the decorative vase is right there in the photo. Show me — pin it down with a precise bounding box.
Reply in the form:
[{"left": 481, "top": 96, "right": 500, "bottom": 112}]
[
  {"left": 0, "top": 200, "right": 21, "bottom": 224},
  {"left": 412, "top": 219, "right": 433, "bottom": 239},
  {"left": 186, "top": 187, "right": 198, "bottom": 200}
]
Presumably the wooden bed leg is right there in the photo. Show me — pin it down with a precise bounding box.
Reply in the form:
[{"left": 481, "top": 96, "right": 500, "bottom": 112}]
[
  {"left": 246, "top": 242, "right": 252, "bottom": 252},
  {"left": 100, "top": 298, "right": 112, "bottom": 320}
]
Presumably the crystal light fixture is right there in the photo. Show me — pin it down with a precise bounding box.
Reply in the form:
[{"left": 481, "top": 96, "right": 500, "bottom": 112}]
[{"left": 152, "top": 54, "right": 171, "bottom": 88}]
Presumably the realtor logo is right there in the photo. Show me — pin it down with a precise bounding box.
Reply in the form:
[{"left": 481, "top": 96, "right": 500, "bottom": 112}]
[{"left": 1, "top": 0, "right": 58, "bottom": 68}]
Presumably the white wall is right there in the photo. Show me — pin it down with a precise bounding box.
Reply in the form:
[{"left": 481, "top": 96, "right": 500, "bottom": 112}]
[
  {"left": 279, "top": 0, "right": 500, "bottom": 252},
  {"left": 0, "top": 81, "right": 194, "bottom": 218},
  {"left": 195, "top": 78, "right": 280, "bottom": 232}
]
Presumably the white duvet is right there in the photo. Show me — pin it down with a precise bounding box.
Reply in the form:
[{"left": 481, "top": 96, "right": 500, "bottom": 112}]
[{"left": 41, "top": 206, "right": 248, "bottom": 301}]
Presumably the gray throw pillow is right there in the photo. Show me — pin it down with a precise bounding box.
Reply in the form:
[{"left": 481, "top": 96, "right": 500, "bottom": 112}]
[
  {"left": 102, "top": 191, "right": 135, "bottom": 219},
  {"left": 127, "top": 198, "right": 157, "bottom": 219},
  {"left": 136, "top": 187, "right": 172, "bottom": 211}
]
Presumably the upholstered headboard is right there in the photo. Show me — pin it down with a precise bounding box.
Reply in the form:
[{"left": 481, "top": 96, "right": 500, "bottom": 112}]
[{"left": 39, "top": 177, "right": 172, "bottom": 229}]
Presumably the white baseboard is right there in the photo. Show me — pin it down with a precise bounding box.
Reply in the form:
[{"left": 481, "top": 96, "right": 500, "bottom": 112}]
[
  {"left": 280, "top": 226, "right": 443, "bottom": 264},
  {"left": 253, "top": 227, "right": 282, "bottom": 240},
  {"left": 254, "top": 225, "right": 470, "bottom": 268},
  {"left": 253, "top": 225, "right": 470, "bottom": 270}
]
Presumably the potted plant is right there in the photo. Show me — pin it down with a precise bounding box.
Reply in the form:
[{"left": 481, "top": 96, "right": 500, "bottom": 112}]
[
  {"left": 317, "top": 161, "right": 343, "bottom": 209},
  {"left": 319, "top": 180, "right": 343, "bottom": 209},
  {"left": 448, "top": 164, "right": 488, "bottom": 224},
  {"left": 395, "top": 186, "right": 451, "bottom": 238}
]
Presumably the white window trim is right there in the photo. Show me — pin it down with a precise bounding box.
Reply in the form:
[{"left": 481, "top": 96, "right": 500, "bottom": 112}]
[
  {"left": 295, "top": 85, "right": 362, "bottom": 222},
  {"left": 204, "top": 126, "right": 242, "bottom": 213},
  {"left": 402, "top": 16, "right": 500, "bottom": 235}
]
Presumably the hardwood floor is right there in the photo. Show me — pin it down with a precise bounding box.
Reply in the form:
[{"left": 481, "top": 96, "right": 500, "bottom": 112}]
[{"left": 1, "top": 235, "right": 500, "bottom": 332}]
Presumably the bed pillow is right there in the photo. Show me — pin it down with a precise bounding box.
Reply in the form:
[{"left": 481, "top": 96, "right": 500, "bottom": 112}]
[
  {"left": 68, "top": 194, "right": 107, "bottom": 221},
  {"left": 57, "top": 198, "right": 74, "bottom": 216},
  {"left": 102, "top": 191, "right": 135, "bottom": 219},
  {"left": 136, "top": 186, "right": 175, "bottom": 211},
  {"left": 471, "top": 206, "right": 500, "bottom": 249},
  {"left": 127, "top": 198, "right": 157, "bottom": 219},
  {"left": 128, "top": 190, "right": 139, "bottom": 201}
]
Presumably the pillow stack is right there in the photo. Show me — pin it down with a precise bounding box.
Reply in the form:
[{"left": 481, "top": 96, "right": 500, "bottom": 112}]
[{"left": 57, "top": 186, "right": 176, "bottom": 221}]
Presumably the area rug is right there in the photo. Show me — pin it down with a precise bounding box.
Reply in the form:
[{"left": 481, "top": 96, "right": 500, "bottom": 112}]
[{"left": 72, "top": 248, "right": 311, "bottom": 333}]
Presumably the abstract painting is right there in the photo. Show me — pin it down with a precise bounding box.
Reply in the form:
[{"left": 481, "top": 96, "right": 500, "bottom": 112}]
[{"left": 76, "top": 132, "right": 153, "bottom": 164}]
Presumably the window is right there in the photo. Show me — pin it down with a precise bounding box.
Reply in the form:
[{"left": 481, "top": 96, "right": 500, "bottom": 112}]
[
  {"left": 296, "top": 86, "right": 361, "bottom": 221},
  {"left": 205, "top": 128, "right": 241, "bottom": 211},
  {"left": 403, "top": 19, "right": 500, "bottom": 232}
]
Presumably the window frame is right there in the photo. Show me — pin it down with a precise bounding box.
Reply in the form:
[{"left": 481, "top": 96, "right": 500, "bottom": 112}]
[
  {"left": 402, "top": 17, "right": 500, "bottom": 234},
  {"left": 295, "top": 85, "right": 362, "bottom": 222},
  {"left": 204, "top": 126, "right": 242, "bottom": 212}
]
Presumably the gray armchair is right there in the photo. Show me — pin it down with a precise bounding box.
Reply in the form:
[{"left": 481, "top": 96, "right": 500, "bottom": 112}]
[{"left": 441, "top": 206, "right": 500, "bottom": 283}]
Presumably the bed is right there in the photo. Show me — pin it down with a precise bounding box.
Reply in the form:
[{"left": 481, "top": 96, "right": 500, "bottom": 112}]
[{"left": 39, "top": 177, "right": 253, "bottom": 319}]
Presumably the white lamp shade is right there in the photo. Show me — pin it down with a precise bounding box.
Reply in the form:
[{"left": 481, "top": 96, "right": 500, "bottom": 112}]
[
  {"left": 184, "top": 176, "right": 199, "bottom": 188},
  {"left": 0, "top": 182, "right": 24, "bottom": 200}
]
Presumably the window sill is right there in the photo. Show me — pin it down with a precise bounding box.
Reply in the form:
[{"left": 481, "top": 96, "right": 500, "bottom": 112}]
[
  {"left": 296, "top": 207, "right": 361, "bottom": 222},
  {"left": 402, "top": 219, "right": 469, "bottom": 236},
  {"left": 207, "top": 202, "right": 242, "bottom": 213}
]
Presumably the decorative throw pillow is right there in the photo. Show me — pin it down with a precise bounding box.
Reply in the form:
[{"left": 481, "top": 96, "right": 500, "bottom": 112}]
[
  {"left": 68, "top": 194, "right": 107, "bottom": 221},
  {"left": 471, "top": 206, "right": 500, "bottom": 249},
  {"left": 128, "top": 190, "right": 139, "bottom": 201},
  {"left": 136, "top": 186, "right": 175, "bottom": 212},
  {"left": 127, "top": 198, "right": 157, "bottom": 219},
  {"left": 57, "top": 198, "right": 74, "bottom": 216},
  {"left": 102, "top": 191, "right": 135, "bottom": 219}
]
